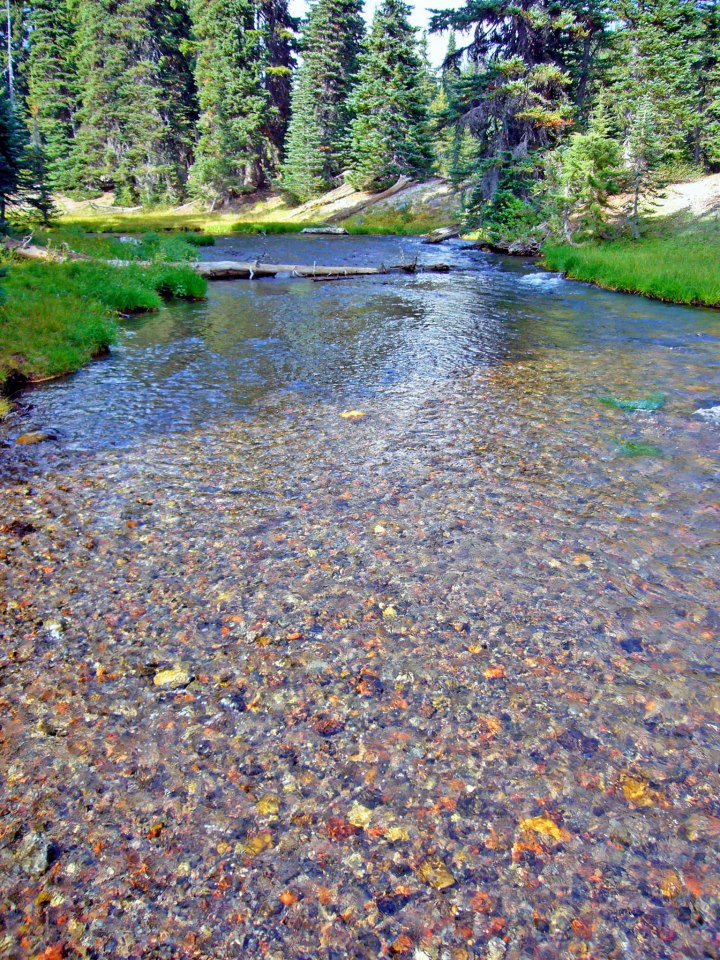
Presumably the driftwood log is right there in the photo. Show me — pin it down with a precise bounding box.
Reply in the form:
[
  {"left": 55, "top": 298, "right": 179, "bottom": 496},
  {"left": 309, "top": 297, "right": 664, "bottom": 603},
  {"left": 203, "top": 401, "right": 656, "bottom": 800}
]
[{"left": 4, "top": 238, "right": 451, "bottom": 281}]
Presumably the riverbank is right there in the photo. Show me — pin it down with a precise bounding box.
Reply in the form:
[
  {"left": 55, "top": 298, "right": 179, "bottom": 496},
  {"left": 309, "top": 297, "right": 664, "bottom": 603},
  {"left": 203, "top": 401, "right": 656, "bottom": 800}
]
[
  {"left": 544, "top": 221, "right": 720, "bottom": 308},
  {"left": 0, "top": 231, "right": 207, "bottom": 413}
]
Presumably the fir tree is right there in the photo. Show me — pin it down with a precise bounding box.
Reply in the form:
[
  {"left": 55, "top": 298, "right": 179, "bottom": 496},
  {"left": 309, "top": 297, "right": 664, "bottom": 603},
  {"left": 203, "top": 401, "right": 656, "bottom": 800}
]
[
  {"left": 696, "top": 0, "right": 720, "bottom": 167},
  {"left": 189, "top": 0, "right": 275, "bottom": 203},
  {"left": 281, "top": 0, "right": 364, "bottom": 201},
  {"left": 430, "top": 0, "right": 584, "bottom": 214},
  {"left": 25, "top": 0, "right": 77, "bottom": 191},
  {"left": 431, "top": 31, "right": 476, "bottom": 186},
  {"left": 624, "top": 95, "right": 662, "bottom": 238},
  {"left": 609, "top": 0, "right": 703, "bottom": 172},
  {"left": 71, "top": 0, "right": 196, "bottom": 203},
  {"left": 0, "top": 81, "right": 21, "bottom": 223},
  {"left": 21, "top": 108, "right": 57, "bottom": 224},
  {"left": 347, "top": 0, "right": 433, "bottom": 191},
  {"left": 261, "top": 0, "right": 297, "bottom": 163},
  {"left": 545, "top": 95, "right": 621, "bottom": 241}
]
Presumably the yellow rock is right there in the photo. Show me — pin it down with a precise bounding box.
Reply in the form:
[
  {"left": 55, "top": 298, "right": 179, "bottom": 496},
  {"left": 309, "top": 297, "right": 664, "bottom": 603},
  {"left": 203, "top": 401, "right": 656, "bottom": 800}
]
[
  {"left": 15, "top": 431, "right": 50, "bottom": 445},
  {"left": 153, "top": 666, "right": 192, "bottom": 689},
  {"left": 348, "top": 802, "right": 373, "bottom": 829},
  {"left": 660, "top": 870, "right": 682, "bottom": 899},
  {"left": 383, "top": 606, "right": 397, "bottom": 619},
  {"left": 620, "top": 773, "right": 662, "bottom": 807},
  {"left": 257, "top": 795, "right": 281, "bottom": 817},
  {"left": 244, "top": 831, "right": 274, "bottom": 857},
  {"left": 385, "top": 825, "right": 410, "bottom": 842},
  {"left": 374, "top": 524, "right": 387, "bottom": 534},
  {"left": 340, "top": 410, "right": 367, "bottom": 420},
  {"left": 519, "top": 816, "right": 571, "bottom": 843},
  {"left": 417, "top": 856, "right": 455, "bottom": 890}
]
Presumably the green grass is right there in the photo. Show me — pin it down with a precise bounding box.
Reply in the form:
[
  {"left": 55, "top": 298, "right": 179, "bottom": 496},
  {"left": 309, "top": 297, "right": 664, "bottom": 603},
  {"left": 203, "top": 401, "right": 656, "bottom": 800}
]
[
  {"left": 33, "top": 226, "right": 202, "bottom": 263},
  {"left": 342, "top": 206, "right": 452, "bottom": 236},
  {"left": 543, "top": 221, "right": 720, "bottom": 308},
  {"left": 230, "top": 221, "right": 318, "bottom": 234},
  {"left": 0, "top": 237, "right": 207, "bottom": 390},
  {"left": 60, "top": 209, "right": 242, "bottom": 236}
]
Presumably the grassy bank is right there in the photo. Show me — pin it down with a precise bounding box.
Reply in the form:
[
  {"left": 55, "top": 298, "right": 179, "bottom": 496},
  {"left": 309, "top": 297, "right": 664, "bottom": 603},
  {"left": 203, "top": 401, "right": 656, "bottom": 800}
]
[
  {"left": 543, "top": 222, "right": 720, "bottom": 308},
  {"left": 0, "top": 231, "right": 207, "bottom": 406}
]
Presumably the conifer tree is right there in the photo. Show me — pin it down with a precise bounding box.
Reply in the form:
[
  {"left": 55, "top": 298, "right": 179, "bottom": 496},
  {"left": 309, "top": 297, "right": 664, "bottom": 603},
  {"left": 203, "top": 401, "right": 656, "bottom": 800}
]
[
  {"left": 281, "top": 0, "right": 364, "bottom": 201},
  {"left": 347, "top": 0, "right": 433, "bottom": 191},
  {"left": 189, "top": 0, "right": 276, "bottom": 202},
  {"left": 431, "top": 31, "right": 476, "bottom": 186},
  {"left": 22, "top": 109, "right": 56, "bottom": 224},
  {"left": 544, "top": 94, "right": 621, "bottom": 241},
  {"left": 70, "top": 0, "right": 196, "bottom": 203},
  {"left": 696, "top": 0, "right": 720, "bottom": 167},
  {"left": 25, "top": 0, "right": 77, "bottom": 191},
  {"left": 624, "top": 96, "right": 662, "bottom": 237},
  {"left": 0, "top": 82, "right": 21, "bottom": 223},
  {"left": 261, "top": 0, "right": 296, "bottom": 162},
  {"left": 610, "top": 0, "right": 702, "bottom": 172}
]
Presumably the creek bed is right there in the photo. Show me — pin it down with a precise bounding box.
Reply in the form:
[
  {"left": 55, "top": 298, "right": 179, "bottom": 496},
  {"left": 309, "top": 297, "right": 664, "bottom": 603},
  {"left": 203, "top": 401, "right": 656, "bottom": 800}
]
[{"left": 1, "top": 236, "right": 719, "bottom": 959}]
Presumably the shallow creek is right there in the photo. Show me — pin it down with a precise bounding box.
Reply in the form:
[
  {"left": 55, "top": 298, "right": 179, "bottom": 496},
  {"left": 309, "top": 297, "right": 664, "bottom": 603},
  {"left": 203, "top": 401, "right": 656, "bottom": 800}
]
[{"left": 1, "top": 236, "right": 719, "bottom": 959}]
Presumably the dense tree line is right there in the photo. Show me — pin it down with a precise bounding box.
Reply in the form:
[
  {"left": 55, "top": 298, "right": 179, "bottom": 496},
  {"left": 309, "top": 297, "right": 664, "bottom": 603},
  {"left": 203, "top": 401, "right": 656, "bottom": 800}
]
[{"left": 0, "top": 0, "right": 718, "bottom": 240}]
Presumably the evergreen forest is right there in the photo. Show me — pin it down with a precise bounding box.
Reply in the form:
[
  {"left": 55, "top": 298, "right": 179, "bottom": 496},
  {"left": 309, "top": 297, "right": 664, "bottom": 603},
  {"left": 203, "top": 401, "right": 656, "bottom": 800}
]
[{"left": 0, "top": 0, "right": 719, "bottom": 243}]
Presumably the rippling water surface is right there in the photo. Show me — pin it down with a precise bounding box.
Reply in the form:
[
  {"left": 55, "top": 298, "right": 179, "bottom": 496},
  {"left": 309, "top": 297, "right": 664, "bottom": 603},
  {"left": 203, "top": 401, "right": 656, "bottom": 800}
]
[{"left": 1, "top": 237, "right": 719, "bottom": 959}]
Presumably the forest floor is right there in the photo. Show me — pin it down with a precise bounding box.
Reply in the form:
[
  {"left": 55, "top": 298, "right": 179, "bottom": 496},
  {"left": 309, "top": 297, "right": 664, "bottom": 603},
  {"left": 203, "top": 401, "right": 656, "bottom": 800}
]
[{"left": 56, "top": 178, "right": 462, "bottom": 236}]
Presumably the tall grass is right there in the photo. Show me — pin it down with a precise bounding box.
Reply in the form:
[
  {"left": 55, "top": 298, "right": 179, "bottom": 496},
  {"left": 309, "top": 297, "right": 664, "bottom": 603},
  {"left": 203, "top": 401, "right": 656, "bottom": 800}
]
[
  {"left": 33, "top": 226, "right": 205, "bottom": 262},
  {"left": 342, "top": 202, "right": 455, "bottom": 236},
  {"left": 230, "top": 221, "right": 317, "bottom": 235},
  {"left": 0, "top": 255, "right": 207, "bottom": 387},
  {"left": 543, "top": 223, "right": 720, "bottom": 308}
]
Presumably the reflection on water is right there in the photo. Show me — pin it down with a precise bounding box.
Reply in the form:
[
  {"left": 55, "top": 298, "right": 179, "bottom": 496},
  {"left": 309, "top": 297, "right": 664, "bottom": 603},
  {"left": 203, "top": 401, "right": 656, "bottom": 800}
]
[{"left": 6, "top": 235, "right": 720, "bottom": 451}]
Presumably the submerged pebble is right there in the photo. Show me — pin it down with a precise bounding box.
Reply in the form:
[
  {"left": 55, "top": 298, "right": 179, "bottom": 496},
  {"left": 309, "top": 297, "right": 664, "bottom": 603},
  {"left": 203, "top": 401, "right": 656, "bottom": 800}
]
[{"left": 1, "top": 237, "right": 719, "bottom": 959}]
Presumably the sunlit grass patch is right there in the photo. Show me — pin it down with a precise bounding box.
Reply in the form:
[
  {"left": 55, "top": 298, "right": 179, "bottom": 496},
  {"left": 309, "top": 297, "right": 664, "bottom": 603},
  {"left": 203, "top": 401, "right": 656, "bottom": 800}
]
[
  {"left": 544, "top": 221, "right": 720, "bottom": 308},
  {"left": 342, "top": 205, "right": 451, "bottom": 235},
  {"left": 230, "top": 221, "right": 316, "bottom": 235},
  {"left": 0, "top": 257, "right": 207, "bottom": 388}
]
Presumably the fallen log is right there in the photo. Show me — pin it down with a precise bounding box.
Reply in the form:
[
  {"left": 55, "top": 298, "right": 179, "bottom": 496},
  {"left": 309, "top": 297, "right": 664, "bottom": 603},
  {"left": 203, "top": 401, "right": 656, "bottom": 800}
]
[
  {"left": 194, "top": 260, "right": 385, "bottom": 280},
  {"left": 5, "top": 240, "right": 451, "bottom": 281},
  {"left": 3, "top": 237, "right": 89, "bottom": 261},
  {"left": 423, "top": 226, "right": 460, "bottom": 245},
  {"left": 300, "top": 226, "right": 349, "bottom": 236}
]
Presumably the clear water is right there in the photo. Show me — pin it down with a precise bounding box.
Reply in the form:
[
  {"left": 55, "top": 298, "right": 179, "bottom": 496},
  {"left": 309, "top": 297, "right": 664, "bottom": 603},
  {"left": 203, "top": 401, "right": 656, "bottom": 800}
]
[{"left": 1, "top": 236, "right": 719, "bottom": 959}]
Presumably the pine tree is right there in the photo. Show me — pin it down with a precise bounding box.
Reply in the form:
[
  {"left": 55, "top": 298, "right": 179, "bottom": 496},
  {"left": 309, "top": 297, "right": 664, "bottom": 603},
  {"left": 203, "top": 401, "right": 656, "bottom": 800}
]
[
  {"left": 22, "top": 109, "right": 57, "bottom": 224},
  {"left": 624, "top": 95, "right": 662, "bottom": 237},
  {"left": 281, "top": 0, "right": 364, "bottom": 201},
  {"left": 347, "top": 0, "right": 433, "bottom": 191},
  {"left": 696, "top": 0, "right": 720, "bottom": 167},
  {"left": 0, "top": 82, "right": 22, "bottom": 224},
  {"left": 430, "top": 0, "right": 586, "bottom": 214},
  {"left": 189, "top": 0, "right": 276, "bottom": 203},
  {"left": 431, "top": 31, "right": 476, "bottom": 186},
  {"left": 609, "top": 0, "right": 702, "bottom": 173},
  {"left": 544, "top": 95, "right": 621, "bottom": 241},
  {"left": 25, "top": 0, "right": 77, "bottom": 191},
  {"left": 71, "top": 0, "right": 196, "bottom": 203},
  {"left": 261, "top": 0, "right": 296, "bottom": 163}
]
